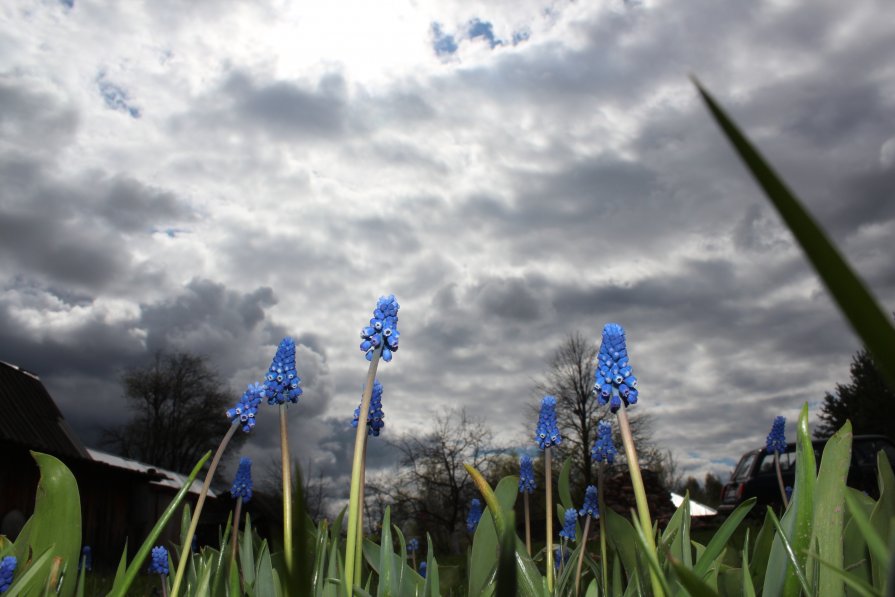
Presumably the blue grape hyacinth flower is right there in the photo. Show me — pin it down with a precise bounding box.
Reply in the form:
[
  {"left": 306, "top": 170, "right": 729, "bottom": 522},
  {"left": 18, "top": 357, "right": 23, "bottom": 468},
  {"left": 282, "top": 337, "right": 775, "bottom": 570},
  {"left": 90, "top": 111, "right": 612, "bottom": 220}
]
[
  {"left": 419, "top": 561, "right": 427, "bottom": 578},
  {"left": 0, "top": 556, "right": 16, "bottom": 593},
  {"left": 360, "top": 294, "right": 400, "bottom": 362},
  {"left": 231, "top": 457, "right": 253, "bottom": 502},
  {"left": 579, "top": 485, "right": 599, "bottom": 518},
  {"left": 148, "top": 546, "right": 169, "bottom": 576},
  {"left": 536, "top": 395, "right": 562, "bottom": 449},
  {"left": 591, "top": 421, "right": 618, "bottom": 464},
  {"left": 766, "top": 416, "right": 787, "bottom": 454},
  {"left": 227, "top": 383, "right": 264, "bottom": 432},
  {"left": 467, "top": 498, "right": 483, "bottom": 532},
  {"left": 352, "top": 379, "right": 385, "bottom": 437},
  {"left": 594, "top": 323, "right": 639, "bottom": 413},
  {"left": 263, "top": 337, "right": 303, "bottom": 405},
  {"left": 407, "top": 537, "right": 420, "bottom": 553},
  {"left": 559, "top": 507, "right": 578, "bottom": 541},
  {"left": 553, "top": 546, "right": 571, "bottom": 571},
  {"left": 519, "top": 454, "right": 537, "bottom": 494},
  {"left": 79, "top": 545, "right": 92, "bottom": 572}
]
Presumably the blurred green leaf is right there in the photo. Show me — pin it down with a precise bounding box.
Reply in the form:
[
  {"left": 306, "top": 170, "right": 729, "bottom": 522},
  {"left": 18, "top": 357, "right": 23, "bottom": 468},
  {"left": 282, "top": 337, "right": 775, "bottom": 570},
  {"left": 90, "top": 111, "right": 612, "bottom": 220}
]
[
  {"left": 693, "top": 498, "right": 755, "bottom": 580},
  {"left": 693, "top": 78, "right": 895, "bottom": 388},
  {"left": 604, "top": 508, "right": 639, "bottom": 583},
  {"left": 12, "top": 452, "right": 81, "bottom": 597},
  {"left": 670, "top": 559, "right": 721, "bottom": 597},
  {"left": 558, "top": 458, "right": 573, "bottom": 511},
  {"left": 811, "top": 420, "right": 852, "bottom": 597},
  {"left": 767, "top": 507, "right": 812, "bottom": 597}
]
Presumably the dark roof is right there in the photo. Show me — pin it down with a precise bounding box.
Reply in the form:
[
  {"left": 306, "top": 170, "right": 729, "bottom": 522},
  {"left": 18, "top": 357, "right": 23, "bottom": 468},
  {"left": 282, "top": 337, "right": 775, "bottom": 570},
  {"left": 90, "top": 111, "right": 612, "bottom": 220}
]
[{"left": 0, "top": 361, "right": 90, "bottom": 459}]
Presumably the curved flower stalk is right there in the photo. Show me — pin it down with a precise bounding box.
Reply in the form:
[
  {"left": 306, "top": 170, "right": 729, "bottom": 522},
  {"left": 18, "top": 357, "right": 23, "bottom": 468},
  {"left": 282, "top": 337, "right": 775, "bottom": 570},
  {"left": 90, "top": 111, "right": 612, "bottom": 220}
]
[
  {"left": 518, "top": 454, "right": 537, "bottom": 555},
  {"left": 591, "top": 420, "right": 616, "bottom": 596},
  {"left": 171, "top": 382, "right": 266, "bottom": 597},
  {"left": 574, "top": 485, "right": 599, "bottom": 595},
  {"left": 345, "top": 295, "right": 400, "bottom": 593},
  {"left": 149, "top": 546, "right": 169, "bottom": 597},
  {"left": 536, "top": 395, "right": 561, "bottom": 591},
  {"left": 595, "top": 323, "right": 663, "bottom": 597},
  {"left": 229, "top": 457, "right": 253, "bottom": 567},
  {"left": 766, "top": 416, "right": 789, "bottom": 508}
]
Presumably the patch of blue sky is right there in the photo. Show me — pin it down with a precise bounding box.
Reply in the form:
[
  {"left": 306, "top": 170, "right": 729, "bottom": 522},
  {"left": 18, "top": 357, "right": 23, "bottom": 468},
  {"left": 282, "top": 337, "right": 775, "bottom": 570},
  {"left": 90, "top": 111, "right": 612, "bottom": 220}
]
[
  {"left": 512, "top": 29, "right": 531, "bottom": 45},
  {"left": 59, "top": 0, "right": 74, "bottom": 8},
  {"left": 467, "top": 19, "right": 501, "bottom": 49},
  {"left": 96, "top": 73, "right": 141, "bottom": 119},
  {"left": 151, "top": 227, "right": 191, "bottom": 238},
  {"left": 431, "top": 22, "right": 458, "bottom": 56}
]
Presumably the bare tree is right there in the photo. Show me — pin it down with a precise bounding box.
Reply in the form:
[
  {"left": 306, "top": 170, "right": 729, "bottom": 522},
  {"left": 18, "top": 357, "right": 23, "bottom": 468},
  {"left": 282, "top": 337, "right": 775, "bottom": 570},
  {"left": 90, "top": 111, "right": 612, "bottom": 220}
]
[
  {"left": 103, "top": 352, "right": 243, "bottom": 473},
  {"left": 386, "top": 408, "right": 499, "bottom": 554}
]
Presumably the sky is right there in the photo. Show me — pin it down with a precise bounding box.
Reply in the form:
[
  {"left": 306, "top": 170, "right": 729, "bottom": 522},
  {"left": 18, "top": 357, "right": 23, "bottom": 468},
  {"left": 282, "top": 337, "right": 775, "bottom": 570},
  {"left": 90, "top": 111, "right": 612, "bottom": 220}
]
[{"left": 1, "top": 0, "right": 894, "bottom": 496}]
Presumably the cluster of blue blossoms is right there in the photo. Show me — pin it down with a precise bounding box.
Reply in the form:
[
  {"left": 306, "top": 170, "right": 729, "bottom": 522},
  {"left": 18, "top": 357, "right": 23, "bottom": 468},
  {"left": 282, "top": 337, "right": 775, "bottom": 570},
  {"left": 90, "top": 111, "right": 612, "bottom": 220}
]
[
  {"left": 359, "top": 295, "right": 400, "bottom": 362},
  {"left": 0, "top": 556, "right": 16, "bottom": 593},
  {"left": 149, "top": 546, "right": 169, "bottom": 576},
  {"left": 231, "top": 457, "right": 253, "bottom": 502},
  {"left": 518, "top": 454, "right": 537, "bottom": 494},
  {"left": 766, "top": 416, "right": 787, "bottom": 454},
  {"left": 579, "top": 485, "right": 599, "bottom": 518},
  {"left": 559, "top": 508, "right": 577, "bottom": 541},
  {"left": 352, "top": 379, "right": 385, "bottom": 437},
  {"left": 407, "top": 537, "right": 420, "bottom": 553},
  {"left": 226, "top": 383, "right": 264, "bottom": 433},
  {"left": 467, "top": 498, "right": 483, "bottom": 532},
  {"left": 263, "top": 337, "right": 303, "bottom": 405},
  {"left": 591, "top": 421, "right": 618, "bottom": 464},
  {"left": 594, "top": 323, "right": 638, "bottom": 413},
  {"left": 535, "top": 395, "right": 562, "bottom": 450}
]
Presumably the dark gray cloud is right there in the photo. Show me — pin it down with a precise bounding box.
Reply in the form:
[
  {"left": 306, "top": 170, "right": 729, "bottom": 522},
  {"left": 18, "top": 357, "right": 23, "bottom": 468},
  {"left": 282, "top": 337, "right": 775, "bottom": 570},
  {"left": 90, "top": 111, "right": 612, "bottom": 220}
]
[{"left": 1, "top": 0, "right": 894, "bottom": 492}]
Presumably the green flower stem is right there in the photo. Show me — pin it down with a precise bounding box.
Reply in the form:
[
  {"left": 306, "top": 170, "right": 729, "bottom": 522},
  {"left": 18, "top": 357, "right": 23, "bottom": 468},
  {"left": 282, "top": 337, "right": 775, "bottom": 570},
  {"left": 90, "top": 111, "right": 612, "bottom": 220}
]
[
  {"left": 574, "top": 515, "right": 591, "bottom": 597},
  {"left": 170, "top": 422, "right": 239, "bottom": 597},
  {"left": 160, "top": 575, "right": 168, "bottom": 597},
  {"left": 545, "top": 446, "right": 554, "bottom": 593},
  {"left": 353, "top": 442, "right": 368, "bottom": 582},
  {"left": 560, "top": 537, "right": 567, "bottom": 575},
  {"left": 597, "top": 463, "right": 608, "bottom": 597},
  {"left": 230, "top": 497, "right": 242, "bottom": 575},
  {"left": 616, "top": 407, "right": 663, "bottom": 597},
  {"left": 280, "top": 403, "right": 294, "bottom": 577},
  {"left": 344, "top": 347, "right": 382, "bottom": 594},
  {"left": 774, "top": 452, "right": 789, "bottom": 509},
  {"left": 523, "top": 492, "right": 532, "bottom": 556}
]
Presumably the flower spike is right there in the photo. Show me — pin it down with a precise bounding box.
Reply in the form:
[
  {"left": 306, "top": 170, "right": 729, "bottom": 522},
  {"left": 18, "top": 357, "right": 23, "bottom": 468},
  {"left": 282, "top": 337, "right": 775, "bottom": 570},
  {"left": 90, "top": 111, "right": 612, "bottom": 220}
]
[
  {"left": 766, "top": 416, "right": 787, "bottom": 454},
  {"left": 536, "top": 395, "right": 562, "bottom": 449},
  {"left": 579, "top": 485, "right": 599, "bottom": 518},
  {"left": 231, "top": 457, "right": 253, "bottom": 502},
  {"left": 0, "top": 556, "right": 17, "bottom": 593},
  {"left": 226, "top": 383, "right": 264, "bottom": 432},
  {"left": 519, "top": 454, "right": 537, "bottom": 493},
  {"left": 559, "top": 507, "right": 578, "bottom": 540},
  {"left": 594, "top": 323, "right": 638, "bottom": 413},
  {"left": 360, "top": 294, "right": 400, "bottom": 362},
  {"left": 263, "top": 337, "right": 303, "bottom": 405},
  {"left": 467, "top": 498, "right": 483, "bottom": 532},
  {"left": 351, "top": 379, "right": 385, "bottom": 436},
  {"left": 149, "top": 546, "right": 169, "bottom": 576},
  {"left": 591, "top": 421, "right": 618, "bottom": 464}
]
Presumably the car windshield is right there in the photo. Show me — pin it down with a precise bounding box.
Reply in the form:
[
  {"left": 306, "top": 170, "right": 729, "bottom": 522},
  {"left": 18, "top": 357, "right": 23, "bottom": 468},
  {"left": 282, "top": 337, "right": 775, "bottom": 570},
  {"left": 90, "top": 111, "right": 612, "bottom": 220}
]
[
  {"left": 757, "top": 451, "right": 795, "bottom": 474},
  {"left": 732, "top": 452, "right": 757, "bottom": 481}
]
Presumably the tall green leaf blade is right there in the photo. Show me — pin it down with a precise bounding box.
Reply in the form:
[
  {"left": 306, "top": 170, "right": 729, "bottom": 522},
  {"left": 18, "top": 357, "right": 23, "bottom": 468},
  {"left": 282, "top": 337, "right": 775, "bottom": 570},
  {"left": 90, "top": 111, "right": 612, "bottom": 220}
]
[
  {"left": 693, "top": 78, "right": 895, "bottom": 387},
  {"left": 11, "top": 452, "right": 81, "bottom": 597},
  {"left": 810, "top": 420, "right": 852, "bottom": 597},
  {"left": 468, "top": 507, "right": 499, "bottom": 596},
  {"left": 603, "top": 508, "right": 639, "bottom": 582},
  {"left": 693, "top": 498, "right": 755, "bottom": 579},
  {"left": 558, "top": 458, "right": 573, "bottom": 511}
]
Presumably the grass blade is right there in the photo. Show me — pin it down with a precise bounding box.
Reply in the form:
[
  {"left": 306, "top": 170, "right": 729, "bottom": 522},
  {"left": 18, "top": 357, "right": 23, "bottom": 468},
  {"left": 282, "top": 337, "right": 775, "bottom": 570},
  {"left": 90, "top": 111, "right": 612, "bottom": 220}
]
[{"left": 693, "top": 78, "right": 895, "bottom": 387}]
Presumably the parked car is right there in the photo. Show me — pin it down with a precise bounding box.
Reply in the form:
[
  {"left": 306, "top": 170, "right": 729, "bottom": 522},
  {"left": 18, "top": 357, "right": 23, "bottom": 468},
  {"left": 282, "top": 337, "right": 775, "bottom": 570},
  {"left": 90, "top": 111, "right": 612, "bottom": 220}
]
[{"left": 718, "top": 434, "right": 895, "bottom": 513}]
